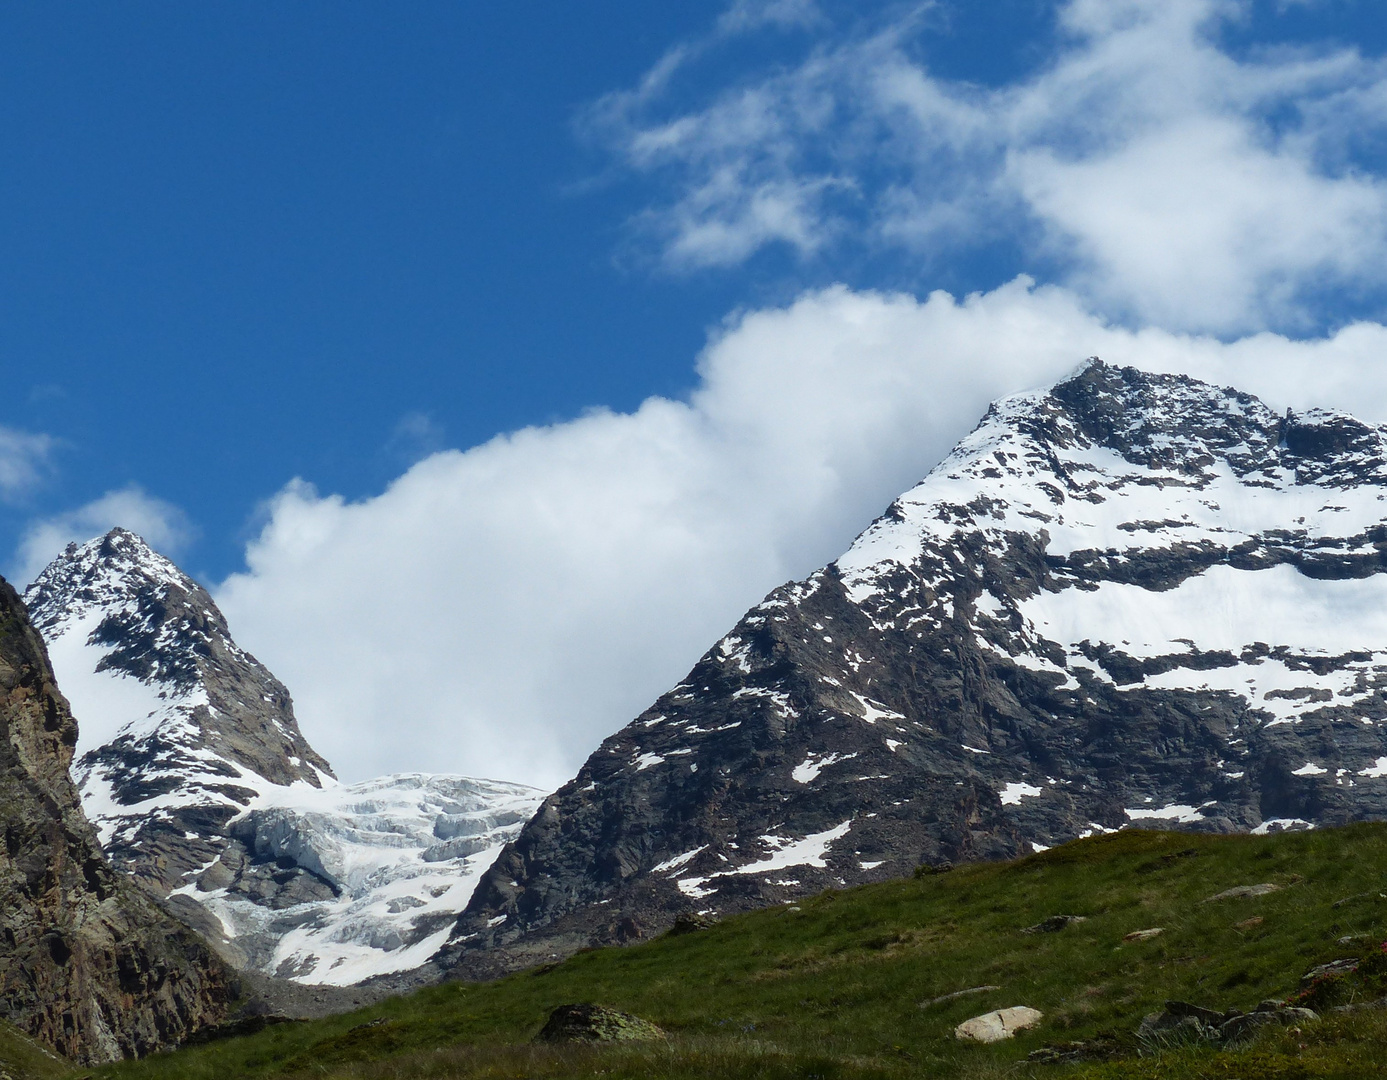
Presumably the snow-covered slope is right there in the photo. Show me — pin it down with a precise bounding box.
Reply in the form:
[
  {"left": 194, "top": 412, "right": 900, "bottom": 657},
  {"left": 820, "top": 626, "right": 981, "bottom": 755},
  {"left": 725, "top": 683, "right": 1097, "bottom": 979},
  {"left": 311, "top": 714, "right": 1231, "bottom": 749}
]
[
  {"left": 835, "top": 368, "right": 1387, "bottom": 729},
  {"left": 440, "top": 360, "right": 1387, "bottom": 976},
  {"left": 24, "top": 531, "right": 545, "bottom": 985}
]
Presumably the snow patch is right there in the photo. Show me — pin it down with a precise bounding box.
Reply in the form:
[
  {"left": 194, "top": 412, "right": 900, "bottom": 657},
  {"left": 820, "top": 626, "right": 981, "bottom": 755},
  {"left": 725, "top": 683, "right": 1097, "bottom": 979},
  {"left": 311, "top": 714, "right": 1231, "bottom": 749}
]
[
  {"left": 1125, "top": 802, "right": 1215, "bottom": 823},
  {"left": 999, "top": 782, "right": 1042, "bottom": 805},
  {"left": 653, "top": 846, "right": 707, "bottom": 874},
  {"left": 791, "top": 751, "right": 856, "bottom": 784},
  {"left": 1252, "top": 818, "right": 1316, "bottom": 835}
]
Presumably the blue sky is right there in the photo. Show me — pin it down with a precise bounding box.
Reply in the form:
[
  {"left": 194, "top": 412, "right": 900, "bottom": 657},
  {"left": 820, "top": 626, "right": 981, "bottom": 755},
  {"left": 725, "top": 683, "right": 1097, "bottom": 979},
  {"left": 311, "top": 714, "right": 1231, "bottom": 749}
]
[
  {"left": 1, "top": 3, "right": 737, "bottom": 578},
  {"left": 8, "top": 1, "right": 1387, "bottom": 783}
]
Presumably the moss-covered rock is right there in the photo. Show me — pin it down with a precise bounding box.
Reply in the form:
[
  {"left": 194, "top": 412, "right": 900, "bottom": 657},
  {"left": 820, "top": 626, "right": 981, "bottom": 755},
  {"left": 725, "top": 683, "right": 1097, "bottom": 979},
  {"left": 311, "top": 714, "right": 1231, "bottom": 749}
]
[{"left": 534, "top": 1004, "right": 665, "bottom": 1043}]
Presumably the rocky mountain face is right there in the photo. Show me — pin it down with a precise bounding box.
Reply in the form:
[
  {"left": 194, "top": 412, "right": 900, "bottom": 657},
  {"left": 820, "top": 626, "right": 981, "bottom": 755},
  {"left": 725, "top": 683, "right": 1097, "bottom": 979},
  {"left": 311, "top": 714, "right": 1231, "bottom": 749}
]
[
  {"left": 440, "top": 360, "right": 1387, "bottom": 974},
  {"left": 25, "top": 532, "right": 545, "bottom": 986},
  {"left": 0, "top": 574, "right": 231, "bottom": 1062}
]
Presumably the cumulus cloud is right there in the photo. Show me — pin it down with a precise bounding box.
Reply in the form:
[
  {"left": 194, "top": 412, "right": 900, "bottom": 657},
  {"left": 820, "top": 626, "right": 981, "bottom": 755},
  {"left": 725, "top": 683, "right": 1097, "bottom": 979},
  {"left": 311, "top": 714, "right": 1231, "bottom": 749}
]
[
  {"left": 15, "top": 485, "right": 194, "bottom": 586},
  {"left": 587, "top": 0, "right": 1387, "bottom": 333},
  {"left": 201, "top": 2, "right": 1387, "bottom": 792},
  {"left": 214, "top": 278, "right": 1387, "bottom": 788}
]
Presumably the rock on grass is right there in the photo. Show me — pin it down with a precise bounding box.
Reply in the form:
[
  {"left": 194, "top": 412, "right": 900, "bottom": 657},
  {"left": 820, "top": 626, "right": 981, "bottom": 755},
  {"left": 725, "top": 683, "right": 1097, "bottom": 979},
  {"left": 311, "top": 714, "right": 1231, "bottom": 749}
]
[
  {"left": 955, "top": 1007, "right": 1043, "bottom": 1043},
  {"left": 535, "top": 1005, "right": 666, "bottom": 1043}
]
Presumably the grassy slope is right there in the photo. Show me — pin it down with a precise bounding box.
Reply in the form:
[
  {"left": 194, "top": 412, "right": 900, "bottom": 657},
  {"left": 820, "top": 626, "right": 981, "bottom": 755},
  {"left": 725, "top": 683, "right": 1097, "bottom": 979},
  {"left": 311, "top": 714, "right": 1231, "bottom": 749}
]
[
  {"left": 81, "top": 826, "right": 1387, "bottom": 1080},
  {"left": 0, "top": 1019, "right": 73, "bottom": 1080}
]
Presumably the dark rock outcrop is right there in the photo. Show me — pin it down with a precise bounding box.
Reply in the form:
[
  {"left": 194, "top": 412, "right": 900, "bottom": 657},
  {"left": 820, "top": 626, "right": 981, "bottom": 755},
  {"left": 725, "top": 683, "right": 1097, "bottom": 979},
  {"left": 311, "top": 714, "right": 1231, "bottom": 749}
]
[
  {"left": 0, "top": 575, "right": 232, "bottom": 1062},
  {"left": 534, "top": 1004, "right": 665, "bottom": 1043}
]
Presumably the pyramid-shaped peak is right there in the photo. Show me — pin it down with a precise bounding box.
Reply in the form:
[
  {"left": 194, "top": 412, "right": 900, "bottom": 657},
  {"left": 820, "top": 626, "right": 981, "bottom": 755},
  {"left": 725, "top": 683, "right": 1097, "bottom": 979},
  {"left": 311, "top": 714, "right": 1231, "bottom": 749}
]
[
  {"left": 86, "top": 526, "right": 178, "bottom": 569},
  {"left": 24, "top": 523, "right": 338, "bottom": 903},
  {"left": 24, "top": 528, "right": 196, "bottom": 636},
  {"left": 442, "top": 361, "right": 1387, "bottom": 975}
]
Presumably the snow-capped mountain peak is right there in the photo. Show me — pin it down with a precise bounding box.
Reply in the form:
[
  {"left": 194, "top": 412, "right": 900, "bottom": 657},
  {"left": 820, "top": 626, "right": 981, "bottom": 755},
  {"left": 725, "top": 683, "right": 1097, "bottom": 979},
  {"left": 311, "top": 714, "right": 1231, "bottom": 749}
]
[
  {"left": 25, "top": 528, "right": 333, "bottom": 879},
  {"left": 440, "top": 360, "right": 1387, "bottom": 976},
  {"left": 25, "top": 530, "right": 547, "bottom": 987},
  {"left": 838, "top": 362, "right": 1387, "bottom": 604}
]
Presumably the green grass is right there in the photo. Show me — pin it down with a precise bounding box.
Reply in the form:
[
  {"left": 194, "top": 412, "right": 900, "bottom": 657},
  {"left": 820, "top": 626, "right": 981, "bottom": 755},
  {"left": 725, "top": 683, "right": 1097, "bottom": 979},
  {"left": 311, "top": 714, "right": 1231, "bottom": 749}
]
[
  {"left": 0, "top": 1018, "right": 75, "bottom": 1080},
  {"left": 75, "top": 825, "right": 1387, "bottom": 1080}
]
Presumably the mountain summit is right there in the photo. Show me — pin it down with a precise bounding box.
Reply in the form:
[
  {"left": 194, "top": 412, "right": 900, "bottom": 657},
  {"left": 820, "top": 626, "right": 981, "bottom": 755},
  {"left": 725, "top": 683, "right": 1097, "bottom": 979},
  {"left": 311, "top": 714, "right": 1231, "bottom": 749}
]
[{"left": 442, "top": 359, "right": 1387, "bottom": 972}]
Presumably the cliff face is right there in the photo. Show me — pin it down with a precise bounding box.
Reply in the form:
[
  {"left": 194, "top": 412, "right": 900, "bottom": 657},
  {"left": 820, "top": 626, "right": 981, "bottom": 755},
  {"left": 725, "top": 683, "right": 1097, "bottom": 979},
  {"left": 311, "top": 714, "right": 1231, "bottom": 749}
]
[
  {"left": 0, "top": 576, "right": 231, "bottom": 1063},
  {"left": 23, "top": 528, "right": 335, "bottom": 898}
]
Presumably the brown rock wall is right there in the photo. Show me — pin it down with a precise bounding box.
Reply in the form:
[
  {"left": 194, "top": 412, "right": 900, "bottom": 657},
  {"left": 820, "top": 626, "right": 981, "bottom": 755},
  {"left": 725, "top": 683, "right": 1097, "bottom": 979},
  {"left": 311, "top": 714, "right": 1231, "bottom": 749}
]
[{"left": 0, "top": 577, "right": 231, "bottom": 1063}]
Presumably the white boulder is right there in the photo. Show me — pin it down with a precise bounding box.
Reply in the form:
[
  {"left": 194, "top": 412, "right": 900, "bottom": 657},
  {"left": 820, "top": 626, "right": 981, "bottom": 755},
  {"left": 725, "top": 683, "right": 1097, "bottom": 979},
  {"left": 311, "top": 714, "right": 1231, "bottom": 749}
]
[{"left": 954, "top": 1006, "right": 1043, "bottom": 1043}]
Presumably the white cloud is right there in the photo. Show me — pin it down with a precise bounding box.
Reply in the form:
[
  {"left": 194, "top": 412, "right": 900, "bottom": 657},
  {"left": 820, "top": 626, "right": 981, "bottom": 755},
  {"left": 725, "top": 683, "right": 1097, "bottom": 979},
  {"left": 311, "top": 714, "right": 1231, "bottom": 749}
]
[
  {"left": 14, "top": 485, "right": 194, "bottom": 586},
  {"left": 717, "top": 0, "right": 824, "bottom": 35},
  {"left": 214, "top": 277, "right": 1387, "bottom": 788},
  {"left": 0, "top": 426, "right": 55, "bottom": 502},
  {"left": 588, "top": 0, "right": 1387, "bottom": 333},
  {"left": 384, "top": 411, "right": 447, "bottom": 467}
]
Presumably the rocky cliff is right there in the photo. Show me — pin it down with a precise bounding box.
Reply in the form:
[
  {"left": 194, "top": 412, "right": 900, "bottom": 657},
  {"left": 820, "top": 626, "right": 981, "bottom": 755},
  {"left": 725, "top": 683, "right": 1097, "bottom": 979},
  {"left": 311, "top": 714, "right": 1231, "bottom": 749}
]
[
  {"left": 0, "top": 574, "right": 231, "bottom": 1062},
  {"left": 440, "top": 360, "right": 1387, "bottom": 974}
]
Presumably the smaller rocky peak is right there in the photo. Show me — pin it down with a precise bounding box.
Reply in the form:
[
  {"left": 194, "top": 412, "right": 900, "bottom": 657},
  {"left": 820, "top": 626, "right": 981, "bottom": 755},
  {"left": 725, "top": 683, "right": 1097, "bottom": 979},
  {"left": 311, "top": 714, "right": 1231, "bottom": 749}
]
[
  {"left": 1045, "top": 361, "right": 1278, "bottom": 475},
  {"left": 1278, "top": 408, "right": 1385, "bottom": 471},
  {"left": 24, "top": 529, "right": 335, "bottom": 896}
]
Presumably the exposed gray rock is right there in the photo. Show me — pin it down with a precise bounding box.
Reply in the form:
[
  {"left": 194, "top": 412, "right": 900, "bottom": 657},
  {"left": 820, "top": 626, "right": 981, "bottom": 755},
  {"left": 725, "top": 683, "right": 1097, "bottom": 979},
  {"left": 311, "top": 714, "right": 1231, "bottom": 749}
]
[
  {"left": 1204, "top": 884, "right": 1282, "bottom": 902},
  {"left": 1220, "top": 1006, "right": 1318, "bottom": 1044},
  {"left": 535, "top": 1004, "right": 665, "bottom": 1043},
  {"left": 1302, "top": 958, "right": 1360, "bottom": 985},
  {"left": 1022, "top": 915, "right": 1087, "bottom": 934},
  {"left": 1139, "top": 999, "right": 1318, "bottom": 1047},
  {"left": 1329, "top": 996, "right": 1387, "bottom": 1014}
]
